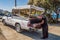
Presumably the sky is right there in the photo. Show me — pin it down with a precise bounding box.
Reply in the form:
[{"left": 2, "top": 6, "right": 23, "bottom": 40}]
[{"left": 0, "top": 0, "right": 28, "bottom": 12}]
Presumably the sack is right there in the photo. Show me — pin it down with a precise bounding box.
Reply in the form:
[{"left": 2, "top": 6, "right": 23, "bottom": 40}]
[
  {"left": 30, "top": 18, "right": 42, "bottom": 24},
  {"left": 33, "top": 24, "right": 42, "bottom": 29}
]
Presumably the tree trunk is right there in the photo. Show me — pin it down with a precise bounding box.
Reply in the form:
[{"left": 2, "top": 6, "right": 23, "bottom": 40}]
[{"left": 56, "top": 14, "right": 59, "bottom": 22}]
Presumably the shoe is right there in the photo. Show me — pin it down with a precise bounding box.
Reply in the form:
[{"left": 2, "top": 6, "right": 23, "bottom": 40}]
[{"left": 41, "top": 37, "right": 48, "bottom": 39}]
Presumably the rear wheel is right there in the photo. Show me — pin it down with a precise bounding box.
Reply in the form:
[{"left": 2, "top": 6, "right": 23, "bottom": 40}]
[{"left": 15, "top": 24, "right": 22, "bottom": 33}]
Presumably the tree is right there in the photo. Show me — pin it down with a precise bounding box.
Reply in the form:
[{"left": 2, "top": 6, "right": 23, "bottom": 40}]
[
  {"left": 28, "top": 0, "right": 34, "bottom": 5},
  {"left": 28, "top": 0, "right": 60, "bottom": 23},
  {"left": 49, "top": 0, "right": 60, "bottom": 22}
]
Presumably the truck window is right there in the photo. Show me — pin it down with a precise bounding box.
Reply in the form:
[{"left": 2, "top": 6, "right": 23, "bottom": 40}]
[{"left": 7, "top": 13, "right": 12, "bottom": 17}]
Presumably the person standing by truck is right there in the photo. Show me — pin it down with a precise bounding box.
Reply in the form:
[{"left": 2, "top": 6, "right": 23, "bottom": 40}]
[
  {"left": 29, "top": 12, "right": 48, "bottom": 39},
  {"left": 38, "top": 13, "right": 48, "bottom": 39}
]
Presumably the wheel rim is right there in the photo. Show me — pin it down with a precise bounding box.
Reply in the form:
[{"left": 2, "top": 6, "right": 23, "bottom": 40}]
[{"left": 16, "top": 24, "right": 21, "bottom": 32}]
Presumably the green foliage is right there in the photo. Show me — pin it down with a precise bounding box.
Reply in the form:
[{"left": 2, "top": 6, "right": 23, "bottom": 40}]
[
  {"left": 28, "top": 0, "right": 60, "bottom": 23},
  {"left": 46, "top": 14, "right": 57, "bottom": 23}
]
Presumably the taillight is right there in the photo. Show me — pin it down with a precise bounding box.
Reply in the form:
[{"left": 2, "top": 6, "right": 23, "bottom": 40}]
[{"left": 27, "top": 22, "right": 32, "bottom": 27}]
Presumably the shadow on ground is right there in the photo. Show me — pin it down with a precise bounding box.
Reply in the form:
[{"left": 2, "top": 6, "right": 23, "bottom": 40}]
[
  {"left": 49, "top": 23, "right": 60, "bottom": 27},
  {"left": 20, "top": 30, "right": 60, "bottom": 40},
  {"left": 8, "top": 25, "right": 60, "bottom": 40}
]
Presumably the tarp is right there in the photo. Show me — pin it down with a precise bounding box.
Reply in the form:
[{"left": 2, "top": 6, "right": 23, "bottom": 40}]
[{"left": 13, "top": 5, "right": 45, "bottom": 12}]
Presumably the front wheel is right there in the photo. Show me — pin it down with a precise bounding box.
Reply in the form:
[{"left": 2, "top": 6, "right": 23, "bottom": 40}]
[
  {"left": 15, "top": 24, "right": 22, "bottom": 33},
  {"left": 2, "top": 20, "right": 7, "bottom": 25}
]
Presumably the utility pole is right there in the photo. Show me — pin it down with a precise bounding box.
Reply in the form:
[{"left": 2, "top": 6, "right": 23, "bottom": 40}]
[{"left": 15, "top": 0, "right": 17, "bottom": 7}]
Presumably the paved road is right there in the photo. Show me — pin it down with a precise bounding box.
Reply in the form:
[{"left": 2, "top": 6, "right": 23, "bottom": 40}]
[{"left": 0, "top": 22, "right": 60, "bottom": 40}]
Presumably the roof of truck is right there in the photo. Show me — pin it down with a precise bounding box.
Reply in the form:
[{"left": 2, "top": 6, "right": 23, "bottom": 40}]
[{"left": 13, "top": 5, "right": 45, "bottom": 11}]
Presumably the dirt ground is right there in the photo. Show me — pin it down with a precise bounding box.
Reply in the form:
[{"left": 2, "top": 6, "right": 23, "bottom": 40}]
[
  {"left": 0, "top": 22, "right": 60, "bottom": 40},
  {"left": 48, "top": 24, "right": 60, "bottom": 36},
  {"left": 0, "top": 33, "right": 7, "bottom": 40},
  {"left": 0, "top": 28, "right": 7, "bottom": 40},
  {"left": 0, "top": 22, "right": 32, "bottom": 40}
]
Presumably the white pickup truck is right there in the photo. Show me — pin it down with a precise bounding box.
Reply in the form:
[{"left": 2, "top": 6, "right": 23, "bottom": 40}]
[{"left": 2, "top": 13, "right": 41, "bottom": 32}]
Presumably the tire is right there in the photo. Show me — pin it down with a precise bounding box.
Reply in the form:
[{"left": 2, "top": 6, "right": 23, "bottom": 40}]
[
  {"left": 2, "top": 20, "right": 7, "bottom": 25},
  {"left": 15, "top": 23, "right": 22, "bottom": 33}
]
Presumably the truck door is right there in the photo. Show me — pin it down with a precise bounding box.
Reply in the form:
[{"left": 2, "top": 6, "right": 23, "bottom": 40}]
[
  {"left": 21, "top": 18, "right": 29, "bottom": 29},
  {"left": 6, "top": 14, "right": 13, "bottom": 25}
]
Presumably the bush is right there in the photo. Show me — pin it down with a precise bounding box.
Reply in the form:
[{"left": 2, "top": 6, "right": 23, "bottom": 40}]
[{"left": 46, "top": 14, "right": 57, "bottom": 23}]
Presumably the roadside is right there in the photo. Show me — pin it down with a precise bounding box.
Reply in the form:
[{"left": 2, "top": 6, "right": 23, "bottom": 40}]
[
  {"left": 48, "top": 24, "right": 60, "bottom": 36},
  {"left": 0, "top": 28, "right": 7, "bottom": 40},
  {"left": 0, "top": 22, "right": 32, "bottom": 40}
]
